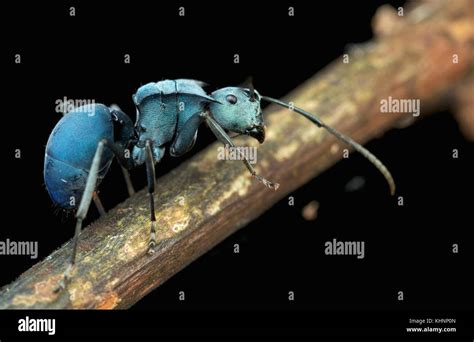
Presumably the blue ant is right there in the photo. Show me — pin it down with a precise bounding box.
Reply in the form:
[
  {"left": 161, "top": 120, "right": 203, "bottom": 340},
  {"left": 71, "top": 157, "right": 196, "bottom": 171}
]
[{"left": 44, "top": 79, "right": 395, "bottom": 291}]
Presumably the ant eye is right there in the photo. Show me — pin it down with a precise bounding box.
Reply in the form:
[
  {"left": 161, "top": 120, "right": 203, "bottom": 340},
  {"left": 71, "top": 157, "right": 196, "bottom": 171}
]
[{"left": 226, "top": 94, "right": 238, "bottom": 105}]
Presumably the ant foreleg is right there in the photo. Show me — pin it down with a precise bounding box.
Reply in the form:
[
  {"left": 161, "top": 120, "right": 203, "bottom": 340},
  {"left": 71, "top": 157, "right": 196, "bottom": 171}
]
[
  {"left": 144, "top": 140, "right": 158, "bottom": 255},
  {"left": 204, "top": 114, "right": 279, "bottom": 190}
]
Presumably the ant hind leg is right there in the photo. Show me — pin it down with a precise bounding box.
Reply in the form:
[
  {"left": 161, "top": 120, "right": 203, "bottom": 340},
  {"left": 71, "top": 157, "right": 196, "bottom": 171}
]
[{"left": 55, "top": 140, "right": 110, "bottom": 293}]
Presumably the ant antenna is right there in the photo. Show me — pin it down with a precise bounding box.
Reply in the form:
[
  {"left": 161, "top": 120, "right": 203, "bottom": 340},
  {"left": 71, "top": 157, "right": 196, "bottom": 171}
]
[
  {"left": 248, "top": 77, "right": 256, "bottom": 101},
  {"left": 241, "top": 76, "right": 256, "bottom": 101},
  {"left": 261, "top": 95, "right": 396, "bottom": 196}
]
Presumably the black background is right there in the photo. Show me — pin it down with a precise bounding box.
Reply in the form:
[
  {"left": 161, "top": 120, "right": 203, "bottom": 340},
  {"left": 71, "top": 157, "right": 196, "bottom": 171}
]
[{"left": 1, "top": 0, "right": 473, "bottom": 337}]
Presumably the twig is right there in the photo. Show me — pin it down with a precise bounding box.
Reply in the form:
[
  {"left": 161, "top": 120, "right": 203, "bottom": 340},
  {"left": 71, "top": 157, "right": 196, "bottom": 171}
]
[
  {"left": 1, "top": 0, "right": 473, "bottom": 309},
  {"left": 453, "top": 74, "right": 474, "bottom": 141}
]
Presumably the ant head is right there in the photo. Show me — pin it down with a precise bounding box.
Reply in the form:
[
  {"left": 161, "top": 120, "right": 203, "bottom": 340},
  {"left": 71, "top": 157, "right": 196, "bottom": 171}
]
[{"left": 209, "top": 87, "right": 265, "bottom": 143}]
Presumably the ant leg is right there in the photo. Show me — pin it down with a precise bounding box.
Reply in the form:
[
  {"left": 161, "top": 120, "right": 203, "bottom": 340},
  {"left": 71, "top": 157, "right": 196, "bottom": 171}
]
[
  {"left": 102, "top": 141, "right": 136, "bottom": 197},
  {"left": 55, "top": 139, "right": 110, "bottom": 293},
  {"left": 91, "top": 144, "right": 137, "bottom": 218},
  {"left": 120, "top": 166, "right": 135, "bottom": 196},
  {"left": 170, "top": 111, "right": 204, "bottom": 157},
  {"left": 92, "top": 191, "right": 106, "bottom": 217},
  {"left": 204, "top": 114, "right": 279, "bottom": 190},
  {"left": 108, "top": 105, "right": 136, "bottom": 196},
  {"left": 144, "top": 140, "right": 158, "bottom": 255}
]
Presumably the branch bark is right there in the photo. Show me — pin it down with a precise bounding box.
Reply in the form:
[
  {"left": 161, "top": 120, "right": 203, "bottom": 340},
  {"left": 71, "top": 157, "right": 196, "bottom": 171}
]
[
  {"left": 453, "top": 74, "right": 474, "bottom": 141},
  {"left": 1, "top": 0, "right": 473, "bottom": 309}
]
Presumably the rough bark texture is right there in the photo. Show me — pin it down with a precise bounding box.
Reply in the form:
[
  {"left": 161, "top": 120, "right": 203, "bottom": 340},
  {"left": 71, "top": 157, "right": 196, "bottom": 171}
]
[
  {"left": 453, "top": 74, "right": 474, "bottom": 140},
  {"left": 1, "top": 0, "right": 473, "bottom": 309}
]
